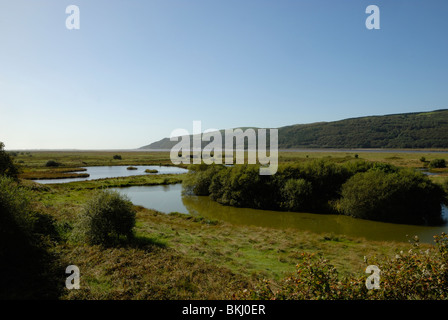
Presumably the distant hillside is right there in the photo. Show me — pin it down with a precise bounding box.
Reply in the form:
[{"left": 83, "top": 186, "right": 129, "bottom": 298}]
[{"left": 140, "top": 109, "right": 448, "bottom": 150}]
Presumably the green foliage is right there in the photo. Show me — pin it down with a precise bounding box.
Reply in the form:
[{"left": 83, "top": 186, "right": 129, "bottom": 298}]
[
  {"left": 0, "top": 176, "right": 61, "bottom": 299},
  {"left": 185, "top": 160, "right": 355, "bottom": 212},
  {"left": 143, "top": 110, "right": 448, "bottom": 150},
  {"left": 369, "top": 162, "right": 399, "bottom": 173},
  {"left": 0, "top": 176, "right": 57, "bottom": 244},
  {"left": 209, "top": 164, "right": 279, "bottom": 209},
  {"left": 45, "top": 160, "right": 60, "bottom": 167},
  {"left": 429, "top": 158, "right": 446, "bottom": 168},
  {"left": 0, "top": 142, "right": 19, "bottom": 178},
  {"left": 182, "top": 164, "right": 225, "bottom": 196},
  {"left": 244, "top": 253, "right": 343, "bottom": 300},
  {"left": 239, "top": 233, "right": 448, "bottom": 300},
  {"left": 280, "top": 179, "right": 313, "bottom": 211},
  {"left": 339, "top": 168, "right": 446, "bottom": 224},
  {"left": 184, "top": 159, "right": 447, "bottom": 224},
  {"left": 278, "top": 109, "right": 448, "bottom": 149},
  {"left": 76, "top": 190, "right": 136, "bottom": 246}
]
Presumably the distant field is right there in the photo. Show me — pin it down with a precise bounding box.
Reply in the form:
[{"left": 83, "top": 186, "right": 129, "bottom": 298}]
[
  {"left": 11, "top": 149, "right": 448, "bottom": 165},
  {"left": 12, "top": 150, "right": 176, "bottom": 168},
  {"left": 11, "top": 149, "right": 448, "bottom": 180}
]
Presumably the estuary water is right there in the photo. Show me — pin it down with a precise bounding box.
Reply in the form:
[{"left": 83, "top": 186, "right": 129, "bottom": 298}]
[
  {"left": 112, "top": 183, "right": 448, "bottom": 244},
  {"left": 34, "top": 165, "right": 188, "bottom": 184}
]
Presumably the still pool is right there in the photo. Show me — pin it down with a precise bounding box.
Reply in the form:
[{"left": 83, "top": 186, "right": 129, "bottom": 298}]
[{"left": 112, "top": 183, "right": 448, "bottom": 244}]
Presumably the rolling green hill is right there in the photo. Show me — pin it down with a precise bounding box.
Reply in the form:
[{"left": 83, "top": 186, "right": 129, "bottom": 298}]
[{"left": 140, "top": 109, "right": 448, "bottom": 150}]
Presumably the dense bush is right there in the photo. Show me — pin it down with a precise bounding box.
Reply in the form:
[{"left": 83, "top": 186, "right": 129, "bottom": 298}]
[
  {"left": 0, "top": 176, "right": 61, "bottom": 299},
  {"left": 0, "top": 142, "right": 18, "bottom": 178},
  {"left": 285, "top": 160, "right": 352, "bottom": 212},
  {"left": 339, "top": 169, "right": 447, "bottom": 224},
  {"left": 182, "top": 164, "right": 224, "bottom": 196},
  {"left": 238, "top": 233, "right": 448, "bottom": 300},
  {"left": 183, "top": 159, "right": 447, "bottom": 224},
  {"left": 183, "top": 160, "right": 356, "bottom": 212},
  {"left": 45, "top": 160, "right": 60, "bottom": 167},
  {"left": 210, "top": 164, "right": 279, "bottom": 209},
  {"left": 113, "top": 155, "right": 122, "bottom": 160},
  {"left": 280, "top": 179, "right": 313, "bottom": 211},
  {"left": 77, "top": 190, "right": 136, "bottom": 245},
  {"left": 429, "top": 158, "right": 446, "bottom": 168}
]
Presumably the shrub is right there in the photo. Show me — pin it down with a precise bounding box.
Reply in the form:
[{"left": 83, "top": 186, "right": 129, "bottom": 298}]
[
  {"left": 277, "top": 160, "right": 352, "bottom": 213},
  {"left": 339, "top": 169, "right": 447, "bottom": 224},
  {"left": 238, "top": 233, "right": 448, "bottom": 300},
  {"left": 0, "top": 142, "right": 18, "bottom": 178},
  {"left": 45, "top": 160, "right": 60, "bottom": 167},
  {"left": 429, "top": 158, "right": 446, "bottom": 169},
  {"left": 280, "top": 178, "right": 313, "bottom": 211},
  {"left": 113, "top": 155, "right": 122, "bottom": 160},
  {"left": 77, "top": 190, "right": 136, "bottom": 245},
  {"left": 209, "top": 164, "right": 279, "bottom": 209},
  {"left": 183, "top": 160, "right": 448, "bottom": 224},
  {"left": 183, "top": 164, "right": 224, "bottom": 196},
  {"left": 0, "top": 176, "right": 57, "bottom": 242},
  {"left": 369, "top": 162, "right": 399, "bottom": 173},
  {"left": 237, "top": 252, "right": 347, "bottom": 300},
  {"left": 0, "top": 176, "right": 60, "bottom": 299}
]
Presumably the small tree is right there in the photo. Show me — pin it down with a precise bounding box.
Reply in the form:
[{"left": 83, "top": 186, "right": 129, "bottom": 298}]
[
  {"left": 77, "top": 190, "right": 136, "bottom": 245},
  {"left": 339, "top": 169, "right": 446, "bottom": 224},
  {"left": 45, "top": 160, "right": 60, "bottom": 167},
  {"left": 0, "top": 142, "right": 18, "bottom": 178},
  {"left": 429, "top": 158, "right": 446, "bottom": 169}
]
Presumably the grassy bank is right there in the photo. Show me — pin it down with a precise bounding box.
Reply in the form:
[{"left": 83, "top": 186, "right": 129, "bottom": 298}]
[{"left": 59, "top": 205, "right": 419, "bottom": 300}]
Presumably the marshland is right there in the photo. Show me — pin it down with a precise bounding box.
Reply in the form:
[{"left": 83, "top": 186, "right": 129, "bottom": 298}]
[{"left": 2, "top": 147, "right": 448, "bottom": 299}]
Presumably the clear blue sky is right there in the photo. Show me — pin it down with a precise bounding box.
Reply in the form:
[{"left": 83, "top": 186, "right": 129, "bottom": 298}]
[{"left": 1, "top": 0, "right": 448, "bottom": 149}]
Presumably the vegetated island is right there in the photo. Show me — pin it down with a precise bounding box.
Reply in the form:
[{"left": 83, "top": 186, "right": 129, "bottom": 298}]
[{"left": 182, "top": 160, "right": 448, "bottom": 226}]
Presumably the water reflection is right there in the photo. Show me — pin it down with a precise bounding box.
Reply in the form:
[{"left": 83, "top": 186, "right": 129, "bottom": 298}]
[
  {"left": 35, "top": 165, "right": 188, "bottom": 184},
  {"left": 182, "top": 194, "right": 448, "bottom": 243},
  {"left": 113, "top": 183, "right": 448, "bottom": 244}
]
